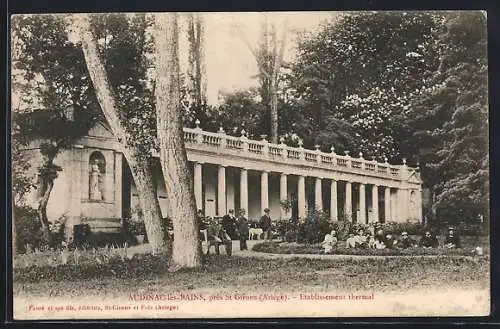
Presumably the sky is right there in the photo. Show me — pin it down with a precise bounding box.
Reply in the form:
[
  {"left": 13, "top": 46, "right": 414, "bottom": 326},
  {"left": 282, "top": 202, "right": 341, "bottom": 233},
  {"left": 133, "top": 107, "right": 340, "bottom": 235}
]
[
  {"left": 11, "top": 12, "right": 342, "bottom": 109},
  {"left": 178, "top": 12, "right": 341, "bottom": 104}
]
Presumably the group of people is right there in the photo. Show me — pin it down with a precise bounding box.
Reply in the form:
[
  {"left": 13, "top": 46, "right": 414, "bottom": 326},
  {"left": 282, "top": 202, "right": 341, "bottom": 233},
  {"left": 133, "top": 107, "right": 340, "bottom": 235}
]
[
  {"left": 197, "top": 208, "right": 274, "bottom": 255},
  {"left": 321, "top": 224, "right": 462, "bottom": 253}
]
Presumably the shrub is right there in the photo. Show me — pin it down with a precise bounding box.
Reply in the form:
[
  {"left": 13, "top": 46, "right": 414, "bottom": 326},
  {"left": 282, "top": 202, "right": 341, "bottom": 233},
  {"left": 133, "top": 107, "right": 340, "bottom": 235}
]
[
  {"left": 14, "top": 252, "right": 173, "bottom": 283},
  {"left": 379, "top": 221, "right": 425, "bottom": 236},
  {"left": 14, "top": 205, "right": 43, "bottom": 254},
  {"left": 252, "top": 241, "right": 489, "bottom": 257},
  {"left": 297, "top": 210, "right": 332, "bottom": 244}
]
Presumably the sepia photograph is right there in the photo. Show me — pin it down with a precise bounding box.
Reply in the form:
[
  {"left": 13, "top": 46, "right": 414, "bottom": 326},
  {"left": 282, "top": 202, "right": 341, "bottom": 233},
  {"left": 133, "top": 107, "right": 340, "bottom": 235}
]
[{"left": 10, "top": 11, "right": 489, "bottom": 319}]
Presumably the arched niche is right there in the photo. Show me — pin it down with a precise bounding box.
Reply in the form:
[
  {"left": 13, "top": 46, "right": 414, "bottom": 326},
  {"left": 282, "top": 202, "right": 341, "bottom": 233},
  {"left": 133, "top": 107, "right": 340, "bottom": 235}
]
[{"left": 89, "top": 151, "right": 106, "bottom": 201}]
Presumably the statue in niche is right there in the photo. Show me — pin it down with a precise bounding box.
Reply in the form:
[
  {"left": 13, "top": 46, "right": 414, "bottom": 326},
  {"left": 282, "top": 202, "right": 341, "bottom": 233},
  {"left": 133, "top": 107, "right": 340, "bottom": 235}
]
[
  {"left": 89, "top": 159, "right": 103, "bottom": 200},
  {"left": 409, "top": 191, "right": 416, "bottom": 217}
]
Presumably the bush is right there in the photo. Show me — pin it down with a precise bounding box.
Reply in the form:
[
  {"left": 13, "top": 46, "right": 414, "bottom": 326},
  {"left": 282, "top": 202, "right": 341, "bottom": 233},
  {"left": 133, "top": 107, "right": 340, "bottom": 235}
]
[
  {"left": 252, "top": 241, "right": 489, "bottom": 257},
  {"left": 14, "top": 206, "right": 43, "bottom": 254},
  {"left": 379, "top": 221, "right": 425, "bottom": 236},
  {"left": 297, "top": 210, "right": 332, "bottom": 244},
  {"left": 14, "top": 252, "right": 173, "bottom": 283}
]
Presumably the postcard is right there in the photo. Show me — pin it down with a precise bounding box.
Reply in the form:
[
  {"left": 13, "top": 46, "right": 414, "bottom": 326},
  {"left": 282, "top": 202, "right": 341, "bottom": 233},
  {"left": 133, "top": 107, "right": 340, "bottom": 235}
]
[{"left": 11, "top": 11, "right": 490, "bottom": 319}]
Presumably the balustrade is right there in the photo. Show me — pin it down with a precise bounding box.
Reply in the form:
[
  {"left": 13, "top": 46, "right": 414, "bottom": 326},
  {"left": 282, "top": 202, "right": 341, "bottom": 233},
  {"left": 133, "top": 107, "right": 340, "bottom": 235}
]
[{"left": 181, "top": 127, "right": 414, "bottom": 180}]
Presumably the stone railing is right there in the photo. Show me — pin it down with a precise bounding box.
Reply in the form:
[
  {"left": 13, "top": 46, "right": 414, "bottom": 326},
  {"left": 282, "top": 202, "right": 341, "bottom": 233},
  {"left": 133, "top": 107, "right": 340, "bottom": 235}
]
[{"left": 181, "top": 124, "right": 414, "bottom": 181}]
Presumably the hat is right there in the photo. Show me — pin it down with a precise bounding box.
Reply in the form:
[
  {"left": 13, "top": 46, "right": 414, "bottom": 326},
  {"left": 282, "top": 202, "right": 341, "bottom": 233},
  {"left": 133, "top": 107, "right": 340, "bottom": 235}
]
[
  {"left": 401, "top": 231, "right": 408, "bottom": 235},
  {"left": 264, "top": 208, "right": 270, "bottom": 213}
]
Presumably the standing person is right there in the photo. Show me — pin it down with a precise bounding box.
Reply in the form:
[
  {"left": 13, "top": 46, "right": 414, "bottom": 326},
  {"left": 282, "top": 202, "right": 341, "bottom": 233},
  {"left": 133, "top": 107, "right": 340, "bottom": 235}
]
[
  {"left": 196, "top": 209, "right": 207, "bottom": 243},
  {"left": 260, "top": 208, "right": 272, "bottom": 242},
  {"left": 237, "top": 209, "right": 249, "bottom": 251},
  {"left": 222, "top": 209, "right": 237, "bottom": 240},
  {"left": 444, "top": 227, "right": 461, "bottom": 248},
  {"left": 218, "top": 223, "right": 233, "bottom": 256}
]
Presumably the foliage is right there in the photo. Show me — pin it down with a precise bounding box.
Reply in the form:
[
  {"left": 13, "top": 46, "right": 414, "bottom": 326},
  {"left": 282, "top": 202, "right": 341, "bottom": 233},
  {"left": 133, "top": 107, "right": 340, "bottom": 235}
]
[
  {"left": 13, "top": 206, "right": 70, "bottom": 253},
  {"left": 296, "top": 210, "right": 332, "bottom": 244},
  {"left": 14, "top": 206, "right": 43, "bottom": 254},
  {"left": 14, "top": 252, "right": 173, "bottom": 283},
  {"left": 396, "top": 12, "right": 488, "bottom": 224},
  {"left": 288, "top": 12, "right": 445, "bottom": 160},
  {"left": 252, "top": 240, "right": 489, "bottom": 256},
  {"left": 11, "top": 132, "right": 35, "bottom": 205}
]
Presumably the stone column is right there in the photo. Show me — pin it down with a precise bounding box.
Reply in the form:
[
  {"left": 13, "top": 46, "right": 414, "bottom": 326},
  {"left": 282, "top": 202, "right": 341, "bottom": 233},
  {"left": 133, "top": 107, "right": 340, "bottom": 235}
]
[
  {"left": 240, "top": 168, "right": 248, "bottom": 214},
  {"left": 330, "top": 179, "right": 338, "bottom": 221},
  {"left": 391, "top": 189, "right": 397, "bottom": 223},
  {"left": 280, "top": 173, "right": 288, "bottom": 219},
  {"left": 359, "top": 183, "right": 366, "bottom": 224},
  {"left": 298, "top": 175, "right": 306, "bottom": 219},
  {"left": 315, "top": 177, "right": 323, "bottom": 211},
  {"left": 261, "top": 171, "right": 269, "bottom": 214},
  {"left": 417, "top": 189, "right": 423, "bottom": 222},
  {"left": 194, "top": 162, "right": 203, "bottom": 210},
  {"left": 345, "top": 181, "right": 352, "bottom": 221},
  {"left": 397, "top": 188, "right": 409, "bottom": 222},
  {"left": 372, "top": 184, "right": 379, "bottom": 222},
  {"left": 217, "top": 165, "right": 226, "bottom": 216},
  {"left": 67, "top": 147, "right": 83, "bottom": 239},
  {"left": 384, "top": 186, "right": 391, "bottom": 222}
]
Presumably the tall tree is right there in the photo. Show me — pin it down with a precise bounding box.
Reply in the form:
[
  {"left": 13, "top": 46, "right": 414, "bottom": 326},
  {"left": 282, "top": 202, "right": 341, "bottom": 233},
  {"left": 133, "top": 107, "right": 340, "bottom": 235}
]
[
  {"left": 74, "top": 14, "right": 166, "bottom": 254},
  {"left": 12, "top": 15, "right": 100, "bottom": 242},
  {"left": 186, "top": 13, "right": 206, "bottom": 110},
  {"left": 397, "top": 11, "right": 488, "bottom": 223},
  {"left": 235, "top": 15, "right": 288, "bottom": 143},
  {"left": 290, "top": 12, "right": 444, "bottom": 159},
  {"left": 154, "top": 13, "right": 202, "bottom": 268}
]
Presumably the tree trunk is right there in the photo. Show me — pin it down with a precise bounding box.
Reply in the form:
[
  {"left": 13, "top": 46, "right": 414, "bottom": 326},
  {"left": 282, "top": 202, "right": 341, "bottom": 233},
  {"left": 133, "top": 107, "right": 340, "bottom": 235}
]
[
  {"left": 270, "top": 82, "right": 279, "bottom": 144},
  {"left": 38, "top": 178, "right": 54, "bottom": 242},
  {"left": 76, "top": 15, "right": 165, "bottom": 253},
  {"left": 126, "top": 151, "right": 165, "bottom": 254},
  {"left": 155, "top": 13, "right": 201, "bottom": 268}
]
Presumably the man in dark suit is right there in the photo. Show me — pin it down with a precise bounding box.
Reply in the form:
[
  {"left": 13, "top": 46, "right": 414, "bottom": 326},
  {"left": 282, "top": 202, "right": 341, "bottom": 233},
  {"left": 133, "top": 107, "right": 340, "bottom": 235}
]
[
  {"left": 259, "top": 208, "right": 272, "bottom": 242},
  {"left": 222, "top": 209, "right": 237, "bottom": 240},
  {"left": 444, "top": 227, "right": 461, "bottom": 248},
  {"left": 237, "top": 209, "right": 249, "bottom": 251},
  {"left": 419, "top": 231, "right": 439, "bottom": 248}
]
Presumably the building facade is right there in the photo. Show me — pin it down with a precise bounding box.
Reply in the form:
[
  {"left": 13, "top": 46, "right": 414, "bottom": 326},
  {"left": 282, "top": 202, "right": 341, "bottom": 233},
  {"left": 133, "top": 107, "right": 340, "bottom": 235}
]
[{"left": 22, "top": 120, "right": 423, "bottom": 234}]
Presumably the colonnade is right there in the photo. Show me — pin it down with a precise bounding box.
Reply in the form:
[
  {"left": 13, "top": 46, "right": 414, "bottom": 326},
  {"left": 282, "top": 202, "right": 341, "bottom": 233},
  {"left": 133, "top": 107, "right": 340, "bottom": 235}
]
[{"left": 192, "top": 162, "right": 411, "bottom": 222}]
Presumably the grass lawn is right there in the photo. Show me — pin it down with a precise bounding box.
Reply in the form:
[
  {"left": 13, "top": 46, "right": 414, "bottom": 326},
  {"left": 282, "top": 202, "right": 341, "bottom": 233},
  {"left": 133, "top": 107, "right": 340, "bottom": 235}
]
[{"left": 14, "top": 253, "right": 489, "bottom": 298}]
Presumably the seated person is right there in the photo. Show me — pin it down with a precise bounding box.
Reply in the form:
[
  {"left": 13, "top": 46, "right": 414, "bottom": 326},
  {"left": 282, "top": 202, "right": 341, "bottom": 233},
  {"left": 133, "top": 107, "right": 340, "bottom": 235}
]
[
  {"left": 206, "top": 221, "right": 224, "bottom": 255},
  {"left": 419, "top": 231, "right": 439, "bottom": 248},
  {"left": 444, "top": 228, "right": 461, "bottom": 248},
  {"left": 384, "top": 233, "right": 397, "bottom": 249},
  {"left": 355, "top": 229, "right": 368, "bottom": 248},
  {"left": 321, "top": 230, "right": 338, "bottom": 253},
  {"left": 374, "top": 237, "right": 386, "bottom": 249},
  {"left": 367, "top": 223, "right": 376, "bottom": 237},
  {"left": 346, "top": 233, "right": 358, "bottom": 248},
  {"left": 396, "top": 231, "right": 416, "bottom": 249},
  {"left": 367, "top": 234, "right": 377, "bottom": 249},
  {"left": 374, "top": 225, "right": 385, "bottom": 242}
]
